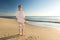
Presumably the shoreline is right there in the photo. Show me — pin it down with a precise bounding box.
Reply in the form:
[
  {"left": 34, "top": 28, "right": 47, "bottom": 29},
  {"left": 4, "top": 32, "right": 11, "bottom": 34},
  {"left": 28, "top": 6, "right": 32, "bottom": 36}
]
[{"left": 0, "top": 17, "right": 60, "bottom": 23}]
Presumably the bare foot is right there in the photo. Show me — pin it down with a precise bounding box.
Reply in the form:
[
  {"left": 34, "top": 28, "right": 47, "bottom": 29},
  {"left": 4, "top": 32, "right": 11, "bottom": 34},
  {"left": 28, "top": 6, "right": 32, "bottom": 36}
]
[{"left": 20, "top": 33, "right": 23, "bottom": 36}]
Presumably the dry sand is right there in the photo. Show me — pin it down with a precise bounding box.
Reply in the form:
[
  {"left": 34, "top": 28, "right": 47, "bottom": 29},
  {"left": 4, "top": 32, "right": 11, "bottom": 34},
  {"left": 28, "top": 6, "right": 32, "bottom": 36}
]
[{"left": 0, "top": 18, "right": 60, "bottom": 40}]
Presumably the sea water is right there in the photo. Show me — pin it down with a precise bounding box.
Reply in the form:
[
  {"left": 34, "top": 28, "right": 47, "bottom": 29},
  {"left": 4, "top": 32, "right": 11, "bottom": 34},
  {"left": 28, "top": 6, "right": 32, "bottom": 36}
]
[{"left": 26, "top": 16, "right": 60, "bottom": 30}]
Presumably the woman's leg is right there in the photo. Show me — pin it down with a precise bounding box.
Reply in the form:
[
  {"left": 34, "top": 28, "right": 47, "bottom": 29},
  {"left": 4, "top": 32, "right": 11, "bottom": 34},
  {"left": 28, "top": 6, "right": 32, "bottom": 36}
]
[
  {"left": 21, "top": 24, "right": 24, "bottom": 36},
  {"left": 18, "top": 22, "right": 21, "bottom": 35},
  {"left": 18, "top": 22, "right": 24, "bottom": 36}
]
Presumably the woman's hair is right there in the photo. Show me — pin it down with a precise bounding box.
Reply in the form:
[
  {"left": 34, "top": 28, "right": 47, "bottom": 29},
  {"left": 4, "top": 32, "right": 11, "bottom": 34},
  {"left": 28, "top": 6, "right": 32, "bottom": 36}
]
[{"left": 18, "top": 4, "right": 22, "bottom": 8}]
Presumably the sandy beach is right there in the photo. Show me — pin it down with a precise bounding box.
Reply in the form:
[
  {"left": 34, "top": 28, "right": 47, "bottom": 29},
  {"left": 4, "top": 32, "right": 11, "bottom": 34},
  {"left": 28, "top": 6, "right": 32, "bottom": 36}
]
[{"left": 0, "top": 18, "right": 60, "bottom": 40}]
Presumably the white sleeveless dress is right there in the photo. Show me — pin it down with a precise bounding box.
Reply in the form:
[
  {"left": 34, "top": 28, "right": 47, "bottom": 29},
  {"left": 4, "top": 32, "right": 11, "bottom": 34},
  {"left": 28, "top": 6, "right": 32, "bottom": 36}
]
[{"left": 16, "top": 11, "right": 25, "bottom": 24}]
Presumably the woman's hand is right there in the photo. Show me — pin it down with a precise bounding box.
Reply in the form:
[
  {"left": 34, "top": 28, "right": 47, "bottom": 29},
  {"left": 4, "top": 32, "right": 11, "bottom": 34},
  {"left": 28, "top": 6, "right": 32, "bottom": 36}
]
[{"left": 24, "top": 18, "right": 26, "bottom": 23}]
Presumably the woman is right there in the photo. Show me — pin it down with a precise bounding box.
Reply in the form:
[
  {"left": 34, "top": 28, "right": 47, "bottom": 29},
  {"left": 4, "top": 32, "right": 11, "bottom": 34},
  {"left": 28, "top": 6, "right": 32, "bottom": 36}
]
[{"left": 16, "top": 4, "right": 25, "bottom": 36}]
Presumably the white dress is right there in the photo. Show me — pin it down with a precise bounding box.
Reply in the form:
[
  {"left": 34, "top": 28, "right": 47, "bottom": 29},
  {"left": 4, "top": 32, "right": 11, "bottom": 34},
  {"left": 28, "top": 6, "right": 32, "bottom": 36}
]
[{"left": 16, "top": 11, "right": 25, "bottom": 24}]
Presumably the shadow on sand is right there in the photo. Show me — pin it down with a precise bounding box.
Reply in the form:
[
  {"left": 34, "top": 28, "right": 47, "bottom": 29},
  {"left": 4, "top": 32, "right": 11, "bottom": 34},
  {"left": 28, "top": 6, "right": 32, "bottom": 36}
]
[{"left": 0, "top": 34, "right": 20, "bottom": 40}]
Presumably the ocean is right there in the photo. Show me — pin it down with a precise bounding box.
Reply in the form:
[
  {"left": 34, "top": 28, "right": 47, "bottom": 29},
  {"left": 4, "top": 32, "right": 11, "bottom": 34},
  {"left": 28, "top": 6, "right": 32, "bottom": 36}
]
[{"left": 0, "top": 16, "right": 60, "bottom": 29}]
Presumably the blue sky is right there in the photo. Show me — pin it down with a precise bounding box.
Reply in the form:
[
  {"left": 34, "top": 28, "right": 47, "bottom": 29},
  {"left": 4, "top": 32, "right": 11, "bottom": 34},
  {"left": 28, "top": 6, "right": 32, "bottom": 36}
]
[{"left": 0, "top": 0, "right": 60, "bottom": 16}]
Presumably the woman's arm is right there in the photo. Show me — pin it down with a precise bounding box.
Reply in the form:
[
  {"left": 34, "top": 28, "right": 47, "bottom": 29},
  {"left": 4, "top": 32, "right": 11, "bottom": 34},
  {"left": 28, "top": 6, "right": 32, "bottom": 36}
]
[{"left": 24, "top": 16, "right": 26, "bottom": 23}]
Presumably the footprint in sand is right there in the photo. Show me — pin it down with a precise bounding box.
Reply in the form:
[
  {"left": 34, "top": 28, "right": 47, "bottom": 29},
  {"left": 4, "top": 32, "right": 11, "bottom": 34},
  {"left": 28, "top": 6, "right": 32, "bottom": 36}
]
[{"left": 25, "top": 36, "right": 37, "bottom": 40}]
